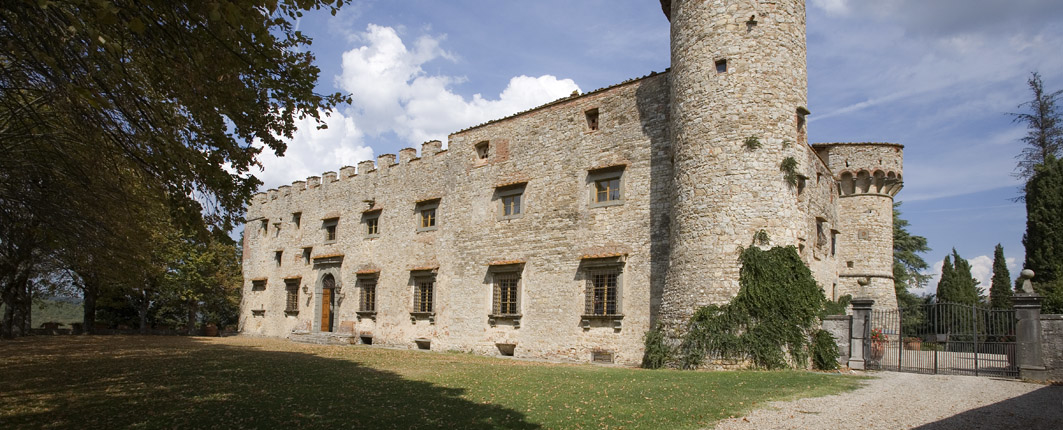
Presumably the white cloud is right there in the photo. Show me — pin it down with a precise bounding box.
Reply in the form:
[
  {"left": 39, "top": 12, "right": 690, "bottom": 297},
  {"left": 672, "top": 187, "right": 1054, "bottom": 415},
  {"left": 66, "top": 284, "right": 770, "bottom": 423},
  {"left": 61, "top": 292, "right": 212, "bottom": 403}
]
[
  {"left": 336, "top": 24, "right": 580, "bottom": 147},
  {"left": 254, "top": 111, "right": 374, "bottom": 189},
  {"left": 809, "top": 0, "right": 849, "bottom": 16}
]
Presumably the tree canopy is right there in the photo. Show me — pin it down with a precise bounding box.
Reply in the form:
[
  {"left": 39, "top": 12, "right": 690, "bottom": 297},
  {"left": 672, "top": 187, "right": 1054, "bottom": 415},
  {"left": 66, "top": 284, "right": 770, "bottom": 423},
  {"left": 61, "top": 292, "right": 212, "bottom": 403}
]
[
  {"left": 893, "top": 202, "right": 930, "bottom": 308},
  {"left": 1010, "top": 72, "right": 1063, "bottom": 182},
  {"left": 1023, "top": 154, "right": 1063, "bottom": 312},
  {"left": 989, "top": 244, "right": 1013, "bottom": 309},
  {"left": 0, "top": 0, "right": 349, "bottom": 336},
  {"left": 936, "top": 249, "right": 982, "bottom": 306}
]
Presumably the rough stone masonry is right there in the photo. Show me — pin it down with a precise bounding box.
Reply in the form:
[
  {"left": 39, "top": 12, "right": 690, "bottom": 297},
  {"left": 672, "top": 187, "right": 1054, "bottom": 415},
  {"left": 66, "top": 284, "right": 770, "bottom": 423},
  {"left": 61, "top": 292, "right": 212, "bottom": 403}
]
[{"left": 240, "top": 0, "right": 903, "bottom": 366}]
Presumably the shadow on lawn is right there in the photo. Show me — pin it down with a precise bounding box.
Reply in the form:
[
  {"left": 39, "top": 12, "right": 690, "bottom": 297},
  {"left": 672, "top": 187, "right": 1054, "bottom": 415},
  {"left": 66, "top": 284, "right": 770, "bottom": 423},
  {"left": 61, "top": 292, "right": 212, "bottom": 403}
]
[{"left": 0, "top": 336, "right": 539, "bottom": 429}]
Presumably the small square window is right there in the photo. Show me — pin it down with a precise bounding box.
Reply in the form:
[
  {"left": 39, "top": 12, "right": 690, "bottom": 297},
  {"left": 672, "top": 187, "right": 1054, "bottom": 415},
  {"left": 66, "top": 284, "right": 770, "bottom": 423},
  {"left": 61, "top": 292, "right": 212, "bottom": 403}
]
[
  {"left": 475, "top": 141, "right": 490, "bottom": 161},
  {"left": 251, "top": 279, "right": 267, "bottom": 291},
  {"left": 715, "top": 59, "right": 728, "bottom": 73},
  {"left": 292, "top": 212, "right": 302, "bottom": 228},
  {"left": 416, "top": 200, "right": 439, "bottom": 231},
  {"left": 585, "top": 108, "right": 599, "bottom": 131},
  {"left": 323, "top": 218, "right": 339, "bottom": 242},
  {"left": 589, "top": 167, "right": 624, "bottom": 207},
  {"left": 496, "top": 185, "right": 525, "bottom": 220},
  {"left": 363, "top": 210, "right": 381, "bottom": 238}
]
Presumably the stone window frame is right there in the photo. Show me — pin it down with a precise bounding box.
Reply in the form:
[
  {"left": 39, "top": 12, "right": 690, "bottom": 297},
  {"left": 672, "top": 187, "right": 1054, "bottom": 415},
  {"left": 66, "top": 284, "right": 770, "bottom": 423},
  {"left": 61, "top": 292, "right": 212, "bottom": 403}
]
[
  {"left": 487, "top": 264, "right": 524, "bottom": 327},
  {"left": 416, "top": 199, "right": 440, "bottom": 232},
  {"left": 302, "top": 247, "right": 312, "bottom": 265},
  {"left": 475, "top": 141, "right": 490, "bottom": 162},
  {"left": 410, "top": 270, "right": 436, "bottom": 324},
  {"left": 588, "top": 166, "right": 625, "bottom": 208},
  {"left": 259, "top": 219, "right": 269, "bottom": 235},
  {"left": 584, "top": 108, "right": 600, "bottom": 132},
  {"left": 357, "top": 273, "right": 378, "bottom": 317},
  {"left": 363, "top": 209, "right": 381, "bottom": 239},
  {"left": 496, "top": 184, "right": 525, "bottom": 221},
  {"left": 284, "top": 278, "right": 300, "bottom": 315},
  {"left": 292, "top": 212, "right": 302, "bottom": 228},
  {"left": 322, "top": 217, "right": 339, "bottom": 243},
  {"left": 251, "top": 279, "right": 267, "bottom": 291},
  {"left": 580, "top": 257, "right": 624, "bottom": 329}
]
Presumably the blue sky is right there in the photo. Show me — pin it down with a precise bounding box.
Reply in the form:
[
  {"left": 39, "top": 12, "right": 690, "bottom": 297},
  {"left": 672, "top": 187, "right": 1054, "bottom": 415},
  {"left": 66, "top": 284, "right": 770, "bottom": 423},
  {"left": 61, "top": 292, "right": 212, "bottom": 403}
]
[{"left": 252, "top": 0, "right": 1063, "bottom": 296}]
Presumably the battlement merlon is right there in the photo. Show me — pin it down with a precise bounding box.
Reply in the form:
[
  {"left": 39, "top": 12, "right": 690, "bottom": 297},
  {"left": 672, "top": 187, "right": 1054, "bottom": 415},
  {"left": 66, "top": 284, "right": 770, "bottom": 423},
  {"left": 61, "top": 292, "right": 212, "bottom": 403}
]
[{"left": 812, "top": 142, "right": 904, "bottom": 197}]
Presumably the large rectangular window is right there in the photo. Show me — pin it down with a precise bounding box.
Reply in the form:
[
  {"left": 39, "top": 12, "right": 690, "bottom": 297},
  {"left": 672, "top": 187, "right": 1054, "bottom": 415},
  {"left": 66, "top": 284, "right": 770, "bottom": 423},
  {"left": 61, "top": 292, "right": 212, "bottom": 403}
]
[
  {"left": 586, "top": 268, "right": 620, "bottom": 316},
  {"left": 496, "top": 184, "right": 526, "bottom": 220},
  {"left": 284, "top": 278, "right": 300, "bottom": 314},
  {"left": 413, "top": 275, "right": 434, "bottom": 313},
  {"left": 359, "top": 276, "right": 377, "bottom": 312},
  {"left": 493, "top": 272, "right": 520, "bottom": 315}
]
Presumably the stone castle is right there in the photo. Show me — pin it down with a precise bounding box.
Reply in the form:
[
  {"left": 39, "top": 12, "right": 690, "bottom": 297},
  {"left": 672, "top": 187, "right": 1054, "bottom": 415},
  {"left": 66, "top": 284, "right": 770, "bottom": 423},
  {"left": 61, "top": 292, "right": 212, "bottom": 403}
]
[{"left": 240, "top": 0, "right": 903, "bottom": 366}]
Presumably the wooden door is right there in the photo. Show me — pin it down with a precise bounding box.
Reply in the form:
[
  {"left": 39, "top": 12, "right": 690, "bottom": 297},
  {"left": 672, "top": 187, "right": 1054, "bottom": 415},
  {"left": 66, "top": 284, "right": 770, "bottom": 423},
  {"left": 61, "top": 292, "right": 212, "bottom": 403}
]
[
  {"left": 321, "top": 288, "right": 333, "bottom": 332},
  {"left": 321, "top": 274, "right": 335, "bottom": 332}
]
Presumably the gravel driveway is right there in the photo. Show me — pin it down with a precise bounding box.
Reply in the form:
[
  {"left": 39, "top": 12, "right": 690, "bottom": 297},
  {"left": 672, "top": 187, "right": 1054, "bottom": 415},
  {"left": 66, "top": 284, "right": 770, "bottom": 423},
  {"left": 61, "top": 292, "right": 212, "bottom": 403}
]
[{"left": 714, "top": 371, "right": 1062, "bottom": 429}]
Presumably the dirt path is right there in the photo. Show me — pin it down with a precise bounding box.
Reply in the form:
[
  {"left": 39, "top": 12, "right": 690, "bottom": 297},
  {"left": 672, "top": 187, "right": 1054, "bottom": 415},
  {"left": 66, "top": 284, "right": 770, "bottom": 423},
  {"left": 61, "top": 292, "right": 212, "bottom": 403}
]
[{"left": 714, "top": 371, "right": 1062, "bottom": 429}]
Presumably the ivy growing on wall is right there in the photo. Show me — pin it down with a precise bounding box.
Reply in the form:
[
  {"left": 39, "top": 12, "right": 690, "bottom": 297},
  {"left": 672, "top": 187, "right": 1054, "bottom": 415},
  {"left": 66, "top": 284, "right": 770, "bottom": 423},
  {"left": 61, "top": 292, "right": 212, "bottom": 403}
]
[
  {"left": 678, "top": 245, "right": 826, "bottom": 369},
  {"left": 780, "top": 157, "right": 799, "bottom": 187}
]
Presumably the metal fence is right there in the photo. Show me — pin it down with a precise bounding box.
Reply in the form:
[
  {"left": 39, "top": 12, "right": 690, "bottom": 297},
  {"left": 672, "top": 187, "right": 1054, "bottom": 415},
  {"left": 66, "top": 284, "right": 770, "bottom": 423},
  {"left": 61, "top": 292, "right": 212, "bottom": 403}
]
[{"left": 865, "top": 302, "right": 1017, "bottom": 378}]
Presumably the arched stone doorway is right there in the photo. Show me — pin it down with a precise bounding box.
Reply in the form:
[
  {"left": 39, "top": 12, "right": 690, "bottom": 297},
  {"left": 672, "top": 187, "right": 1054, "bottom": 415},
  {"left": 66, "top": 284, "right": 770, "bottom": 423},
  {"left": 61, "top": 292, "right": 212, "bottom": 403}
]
[{"left": 321, "top": 273, "right": 336, "bottom": 332}]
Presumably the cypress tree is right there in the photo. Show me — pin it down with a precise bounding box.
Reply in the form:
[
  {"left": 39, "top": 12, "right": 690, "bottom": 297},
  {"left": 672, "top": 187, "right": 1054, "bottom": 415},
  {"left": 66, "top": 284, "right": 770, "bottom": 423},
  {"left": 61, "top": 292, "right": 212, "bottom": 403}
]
[
  {"left": 989, "top": 244, "right": 1013, "bottom": 309},
  {"left": 937, "top": 255, "right": 955, "bottom": 303},
  {"left": 1023, "top": 155, "right": 1063, "bottom": 312},
  {"left": 937, "top": 249, "right": 981, "bottom": 305}
]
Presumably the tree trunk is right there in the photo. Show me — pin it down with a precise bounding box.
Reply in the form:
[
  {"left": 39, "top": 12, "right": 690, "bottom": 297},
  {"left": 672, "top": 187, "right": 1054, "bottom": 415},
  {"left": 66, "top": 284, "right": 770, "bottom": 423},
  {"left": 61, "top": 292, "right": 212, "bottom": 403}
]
[
  {"left": 186, "top": 300, "right": 197, "bottom": 334},
  {"left": 1, "top": 291, "right": 14, "bottom": 339},
  {"left": 138, "top": 289, "right": 149, "bottom": 335},
  {"left": 82, "top": 279, "right": 97, "bottom": 335}
]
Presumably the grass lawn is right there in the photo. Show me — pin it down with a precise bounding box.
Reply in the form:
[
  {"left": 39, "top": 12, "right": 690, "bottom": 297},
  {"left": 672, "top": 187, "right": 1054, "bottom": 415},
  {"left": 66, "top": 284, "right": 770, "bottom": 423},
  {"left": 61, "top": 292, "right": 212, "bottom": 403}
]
[{"left": 0, "top": 336, "right": 862, "bottom": 429}]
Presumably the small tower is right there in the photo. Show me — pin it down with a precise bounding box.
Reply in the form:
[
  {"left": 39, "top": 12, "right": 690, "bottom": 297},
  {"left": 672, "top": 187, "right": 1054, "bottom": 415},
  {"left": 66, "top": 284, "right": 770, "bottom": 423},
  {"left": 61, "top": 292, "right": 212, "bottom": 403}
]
[
  {"left": 813, "top": 143, "right": 904, "bottom": 309},
  {"left": 661, "top": 0, "right": 811, "bottom": 327}
]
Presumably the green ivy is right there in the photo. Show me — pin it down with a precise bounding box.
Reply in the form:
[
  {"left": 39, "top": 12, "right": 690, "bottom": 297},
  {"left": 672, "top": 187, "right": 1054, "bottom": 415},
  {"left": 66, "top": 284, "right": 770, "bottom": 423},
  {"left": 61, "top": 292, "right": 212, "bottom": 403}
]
[
  {"left": 820, "top": 294, "right": 852, "bottom": 318},
  {"left": 743, "top": 135, "right": 762, "bottom": 150},
  {"left": 680, "top": 245, "right": 825, "bottom": 369},
  {"left": 641, "top": 324, "right": 670, "bottom": 369},
  {"left": 811, "top": 329, "right": 840, "bottom": 370},
  {"left": 780, "top": 157, "right": 799, "bottom": 187}
]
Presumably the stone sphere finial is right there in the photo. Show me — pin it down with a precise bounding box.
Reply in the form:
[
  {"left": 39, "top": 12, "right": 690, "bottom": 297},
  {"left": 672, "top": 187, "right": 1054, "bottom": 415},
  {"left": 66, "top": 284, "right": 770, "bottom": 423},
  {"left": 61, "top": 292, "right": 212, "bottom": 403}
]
[
  {"left": 1020, "top": 269, "right": 1035, "bottom": 280},
  {"left": 1019, "top": 269, "right": 1036, "bottom": 294}
]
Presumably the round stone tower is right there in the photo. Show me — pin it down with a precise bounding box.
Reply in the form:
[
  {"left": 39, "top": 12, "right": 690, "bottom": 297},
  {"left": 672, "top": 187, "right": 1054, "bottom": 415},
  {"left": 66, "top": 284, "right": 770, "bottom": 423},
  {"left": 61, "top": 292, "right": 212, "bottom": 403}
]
[
  {"left": 813, "top": 142, "right": 904, "bottom": 309},
  {"left": 660, "top": 0, "right": 810, "bottom": 328}
]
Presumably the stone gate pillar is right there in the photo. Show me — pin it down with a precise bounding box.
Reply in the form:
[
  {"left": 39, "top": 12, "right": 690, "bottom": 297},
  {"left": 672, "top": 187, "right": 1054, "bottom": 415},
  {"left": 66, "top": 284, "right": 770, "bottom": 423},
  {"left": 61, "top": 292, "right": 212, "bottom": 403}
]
[
  {"left": 1015, "top": 269, "right": 1047, "bottom": 380},
  {"left": 849, "top": 298, "right": 874, "bottom": 370}
]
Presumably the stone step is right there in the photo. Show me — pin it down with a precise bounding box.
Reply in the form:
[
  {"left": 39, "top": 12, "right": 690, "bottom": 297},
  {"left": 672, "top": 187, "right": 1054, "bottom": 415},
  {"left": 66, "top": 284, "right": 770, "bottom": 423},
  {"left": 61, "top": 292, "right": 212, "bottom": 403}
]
[{"left": 289, "top": 331, "right": 356, "bottom": 346}]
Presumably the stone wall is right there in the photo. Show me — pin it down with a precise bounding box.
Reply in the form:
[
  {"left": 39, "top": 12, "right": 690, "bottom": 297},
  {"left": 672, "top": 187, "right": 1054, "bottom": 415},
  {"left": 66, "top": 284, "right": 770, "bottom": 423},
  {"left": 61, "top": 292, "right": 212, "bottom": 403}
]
[
  {"left": 242, "top": 73, "right": 671, "bottom": 366},
  {"left": 662, "top": 0, "right": 815, "bottom": 329},
  {"left": 813, "top": 143, "right": 903, "bottom": 309},
  {"left": 1041, "top": 314, "right": 1063, "bottom": 382},
  {"left": 822, "top": 315, "right": 851, "bottom": 366}
]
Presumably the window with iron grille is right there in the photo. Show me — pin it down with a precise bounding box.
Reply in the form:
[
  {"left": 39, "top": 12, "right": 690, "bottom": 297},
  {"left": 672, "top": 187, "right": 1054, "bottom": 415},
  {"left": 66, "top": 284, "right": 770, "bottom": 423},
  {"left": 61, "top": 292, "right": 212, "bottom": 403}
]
[
  {"left": 414, "top": 275, "right": 434, "bottom": 313},
  {"left": 493, "top": 272, "right": 520, "bottom": 315},
  {"left": 284, "top": 279, "right": 300, "bottom": 313},
  {"left": 585, "top": 268, "right": 619, "bottom": 316},
  {"left": 359, "top": 276, "right": 377, "bottom": 312}
]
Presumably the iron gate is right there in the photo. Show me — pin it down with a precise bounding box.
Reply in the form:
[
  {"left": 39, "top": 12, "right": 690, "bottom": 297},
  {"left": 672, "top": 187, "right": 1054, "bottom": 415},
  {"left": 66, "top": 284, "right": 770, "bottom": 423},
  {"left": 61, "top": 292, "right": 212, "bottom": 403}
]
[{"left": 865, "top": 302, "right": 1017, "bottom": 378}]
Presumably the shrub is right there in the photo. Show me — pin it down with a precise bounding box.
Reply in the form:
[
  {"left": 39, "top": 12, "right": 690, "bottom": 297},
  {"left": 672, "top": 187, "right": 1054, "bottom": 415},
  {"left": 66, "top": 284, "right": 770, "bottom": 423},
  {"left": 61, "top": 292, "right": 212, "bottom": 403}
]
[
  {"left": 642, "top": 324, "right": 671, "bottom": 369},
  {"left": 811, "top": 329, "right": 840, "bottom": 370}
]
